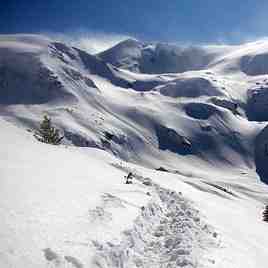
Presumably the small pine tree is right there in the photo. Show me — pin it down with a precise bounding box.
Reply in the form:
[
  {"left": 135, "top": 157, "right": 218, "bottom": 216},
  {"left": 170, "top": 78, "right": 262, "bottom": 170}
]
[
  {"left": 263, "top": 205, "right": 268, "bottom": 222},
  {"left": 34, "top": 115, "right": 63, "bottom": 145}
]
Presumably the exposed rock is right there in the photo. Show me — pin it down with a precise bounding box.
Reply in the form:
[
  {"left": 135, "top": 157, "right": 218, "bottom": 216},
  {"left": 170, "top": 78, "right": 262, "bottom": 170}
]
[
  {"left": 158, "top": 77, "right": 223, "bottom": 98},
  {"left": 185, "top": 102, "right": 217, "bottom": 120},
  {"left": 247, "top": 86, "right": 268, "bottom": 121},
  {"left": 255, "top": 124, "right": 268, "bottom": 183},
  {"left": 241, "top": 53, "right": 268, "bottom": 76},
  {"left": 155, "top": 124, "right": 193, "bottom": 155},
  {"left": 210, "top": 97, "right": 239, "bottom": 114}
]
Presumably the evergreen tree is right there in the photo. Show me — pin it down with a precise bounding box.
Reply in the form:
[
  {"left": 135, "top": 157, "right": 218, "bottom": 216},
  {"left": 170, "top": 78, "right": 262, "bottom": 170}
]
[
  {"left": 263, "top": 205, "right": 268, "bottom": 222},
  {"left": 34, "top": 115, "right": 63, "bottom": 145}
]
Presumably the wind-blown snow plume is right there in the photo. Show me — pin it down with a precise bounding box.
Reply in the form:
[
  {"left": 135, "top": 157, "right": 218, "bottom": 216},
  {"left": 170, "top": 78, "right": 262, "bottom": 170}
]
[{"left": 46, "top": 31, "right": 132, "bottom": 53}]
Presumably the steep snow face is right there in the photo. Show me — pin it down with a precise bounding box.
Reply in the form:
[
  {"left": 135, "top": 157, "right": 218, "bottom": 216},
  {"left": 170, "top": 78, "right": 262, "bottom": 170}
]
[
  {"left": 0, "top": 53, "right": 75, "bottom": 105},
  {"left": 97, "top": 39, "right": 143, "bottom": 72},
  {"left": 209, "top": 40, "right": 268, "bottom": 76},
  {"left": 0, "top": 35, "right": 75, "bottom": 105},
  {"left": 99, "top": 40, "right": 230, "bottom": 74},
  {"left": 99, "top": 38, "right": 268, "bottom": 79}
]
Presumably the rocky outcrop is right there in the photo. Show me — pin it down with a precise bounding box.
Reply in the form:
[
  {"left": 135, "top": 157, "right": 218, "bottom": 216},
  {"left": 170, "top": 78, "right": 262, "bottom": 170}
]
[
  {"left": 254, "top": 124, "right": 268, "bottom": 183},
  {"left": 241, "top": 54, "right": 268, "bottom": 76},
  {"left": 247, "top": 86, "right": 268, "bottom": 121}
]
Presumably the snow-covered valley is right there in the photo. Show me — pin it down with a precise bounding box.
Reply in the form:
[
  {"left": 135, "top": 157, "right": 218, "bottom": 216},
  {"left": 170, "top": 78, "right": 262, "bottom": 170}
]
[{"left": 1, "top": 34, "right": 268, "bottom": 268}]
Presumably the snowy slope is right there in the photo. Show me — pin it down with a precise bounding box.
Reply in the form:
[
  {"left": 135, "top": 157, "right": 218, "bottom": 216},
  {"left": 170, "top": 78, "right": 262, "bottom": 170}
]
[
  {"left": 0, "top": 34, "right": 264, "bottom": 173},
  {"left": 1, "top": 34, "right": 268, "bottom": 267},
  {"left": 1, "top": 113, "right": 268, "bottom": 268}
]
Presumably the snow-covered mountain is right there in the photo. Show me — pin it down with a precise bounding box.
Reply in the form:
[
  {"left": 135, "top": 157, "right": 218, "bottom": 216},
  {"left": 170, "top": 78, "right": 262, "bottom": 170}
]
[
  {"left": 98, "top": 39, "right": 231, "bottom": 74},
  {"left": 1, "top": 34, "right": 268, "bottom": 268}
]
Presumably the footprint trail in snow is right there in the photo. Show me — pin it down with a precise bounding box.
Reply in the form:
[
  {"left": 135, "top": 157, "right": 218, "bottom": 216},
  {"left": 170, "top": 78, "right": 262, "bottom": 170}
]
[{"left": 92, "top": 180, "right": 219, "bottom": 268}]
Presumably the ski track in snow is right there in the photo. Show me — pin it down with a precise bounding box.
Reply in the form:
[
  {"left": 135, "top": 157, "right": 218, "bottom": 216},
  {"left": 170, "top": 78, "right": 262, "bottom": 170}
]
[{"left": 92, "top": 179, "right": 218, "bottom": 268}]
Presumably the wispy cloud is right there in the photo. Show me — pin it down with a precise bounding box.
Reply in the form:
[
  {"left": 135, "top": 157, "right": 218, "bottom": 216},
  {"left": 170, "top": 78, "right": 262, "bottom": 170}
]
[{"left": 45, "top": 30, "right": 132, "bottom": 54}]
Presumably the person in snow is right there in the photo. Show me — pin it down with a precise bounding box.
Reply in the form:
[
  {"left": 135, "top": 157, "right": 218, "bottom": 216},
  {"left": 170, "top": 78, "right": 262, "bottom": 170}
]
[{"left": 125, "top": 172, "right": 134, "bottom": 184}]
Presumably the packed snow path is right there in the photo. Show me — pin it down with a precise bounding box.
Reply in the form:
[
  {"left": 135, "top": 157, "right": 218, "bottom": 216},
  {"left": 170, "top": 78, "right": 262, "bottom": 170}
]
[{"left": 92, "top": 179, "right": 218, "bottom": 268}]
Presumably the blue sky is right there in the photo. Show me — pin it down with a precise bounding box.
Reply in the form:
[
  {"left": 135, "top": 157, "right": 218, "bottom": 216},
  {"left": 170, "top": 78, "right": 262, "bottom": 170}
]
[{"left": 3, "top": 0, "right": 268, "bottom": 44}]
